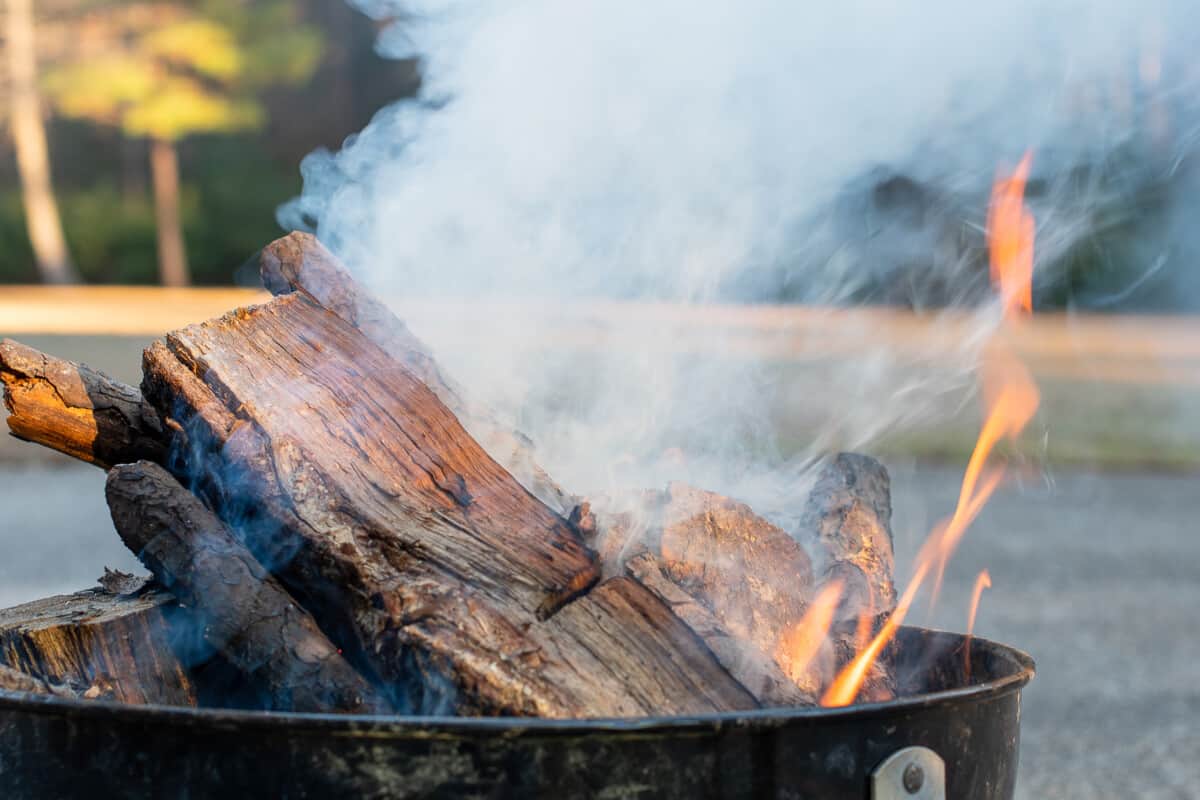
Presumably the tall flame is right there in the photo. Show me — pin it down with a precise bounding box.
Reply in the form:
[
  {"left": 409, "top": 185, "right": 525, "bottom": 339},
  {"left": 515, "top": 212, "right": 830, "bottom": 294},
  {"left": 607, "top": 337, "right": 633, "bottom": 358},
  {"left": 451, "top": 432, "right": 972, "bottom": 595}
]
[
  {"left": 986, "top": 152, "right": 1035, "bottom": 317},
  {"left": 820, "top": 153, "right": 1039, "bottom": 707}
]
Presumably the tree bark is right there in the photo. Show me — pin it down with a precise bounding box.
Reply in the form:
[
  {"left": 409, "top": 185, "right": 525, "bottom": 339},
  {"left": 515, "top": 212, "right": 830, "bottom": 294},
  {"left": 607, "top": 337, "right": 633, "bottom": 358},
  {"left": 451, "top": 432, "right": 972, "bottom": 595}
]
[
  {"left": 0, "top": 588, "right": 193, "bottom": 705},
  {"left": 0, "top": 338, "right": 166, "bottom": 468},
  {"left": 141, "top": 292, "right": 757, "bottom": 717},
  {"left": 150, "top": 137, "right": 189, "bottom": 287},
  {"left": 4, "top": 0, "right": 78, "bottom": 284},
  {"left": 106, "top": 461, "right": 392, "bottom": 714},
  {"left": 259, "top": 232, "right": 571, "bottom": 514}
]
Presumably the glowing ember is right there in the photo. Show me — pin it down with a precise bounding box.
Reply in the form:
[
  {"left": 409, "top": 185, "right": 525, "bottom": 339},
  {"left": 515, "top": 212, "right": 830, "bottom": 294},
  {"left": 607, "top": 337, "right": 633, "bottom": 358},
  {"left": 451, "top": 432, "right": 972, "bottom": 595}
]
[
  {"left": 964, "top": 569, "right": 993, "bottom": 681},
  {"left": 820, "top": 153, "right": 1040, "bottom": 707}
]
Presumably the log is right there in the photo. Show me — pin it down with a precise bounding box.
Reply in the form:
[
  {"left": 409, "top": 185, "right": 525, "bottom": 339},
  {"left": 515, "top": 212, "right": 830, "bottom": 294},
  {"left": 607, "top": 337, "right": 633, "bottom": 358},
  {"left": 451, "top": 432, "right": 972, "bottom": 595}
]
[
  {"left": 106, "top": 461, "right": 393, "bottom": 714},
  {"left": 625, "top": 552, "right": 813, "bottom": 706},
  {"left": 801, "top": 453, "right": 896, "bottom": 615},
  {"left": 259, "top": 232, "right": 571, "bottom": 514},
  {"left": 577, "top": 485, "right": 826, "bottom": 702},
  {"left": 799, "top": 453, "right": 898, "bottom": 701},
  {"left": 0, "top": 338, "right": 166, "bottom": 468},
  {"left": 0, "top": 588, "right": 194, "bottom": 705},
  {"left": 142, "top": 292, "right": 756, "bottom": 717}
]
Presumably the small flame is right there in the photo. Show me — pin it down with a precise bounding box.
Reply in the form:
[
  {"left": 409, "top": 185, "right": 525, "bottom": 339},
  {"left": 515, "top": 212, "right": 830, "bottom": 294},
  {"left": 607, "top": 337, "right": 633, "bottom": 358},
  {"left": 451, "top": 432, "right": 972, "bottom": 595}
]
[
  {"left": 775, "top": 580, "right": 843, "bottom": 686},
  {"left": 820, "top": 153, "right": 1039, "bottom": 707},
  {"left": 964, "top": 569, "right": 992, "bottom": 681}
]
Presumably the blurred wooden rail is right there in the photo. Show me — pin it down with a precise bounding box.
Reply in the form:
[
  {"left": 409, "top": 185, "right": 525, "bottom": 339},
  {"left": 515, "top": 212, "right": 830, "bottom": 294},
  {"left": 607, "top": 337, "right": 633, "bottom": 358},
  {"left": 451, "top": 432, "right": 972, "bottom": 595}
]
[{"left": 2, "top": 286, "right": 1199, "bottom": 386}]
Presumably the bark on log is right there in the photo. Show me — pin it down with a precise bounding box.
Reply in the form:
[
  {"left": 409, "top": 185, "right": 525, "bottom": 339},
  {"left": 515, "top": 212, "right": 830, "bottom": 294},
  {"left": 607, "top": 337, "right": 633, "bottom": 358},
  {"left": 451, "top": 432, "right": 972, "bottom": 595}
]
[
  {"left": 0, "top": 338, "right": 165, "bottom": 468},
  {"left": 0, "top": 588, "right": 193, "bottom": 705},
  {"left": 142, "top": 292, "right": 756, "bottom": 717},
  {"left": 106, "top": 461, "right": 392, "bottom": 714},
  {"left": 259, "top": 232, "right": 570, "bottom": 514}
]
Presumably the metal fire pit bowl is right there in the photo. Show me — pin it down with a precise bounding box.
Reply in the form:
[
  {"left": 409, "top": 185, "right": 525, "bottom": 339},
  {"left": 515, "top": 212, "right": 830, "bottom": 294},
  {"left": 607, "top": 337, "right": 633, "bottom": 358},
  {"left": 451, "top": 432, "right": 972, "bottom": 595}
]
[{"left": 0, "top": 626, "right": 1033, "bottom": 799}]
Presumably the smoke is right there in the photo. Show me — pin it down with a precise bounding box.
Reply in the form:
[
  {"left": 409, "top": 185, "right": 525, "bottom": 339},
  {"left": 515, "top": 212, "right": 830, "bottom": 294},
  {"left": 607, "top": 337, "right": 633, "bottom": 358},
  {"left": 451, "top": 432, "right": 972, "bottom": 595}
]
[{"left": 281, "top": 0, "right": 1199, "bottom": 512}]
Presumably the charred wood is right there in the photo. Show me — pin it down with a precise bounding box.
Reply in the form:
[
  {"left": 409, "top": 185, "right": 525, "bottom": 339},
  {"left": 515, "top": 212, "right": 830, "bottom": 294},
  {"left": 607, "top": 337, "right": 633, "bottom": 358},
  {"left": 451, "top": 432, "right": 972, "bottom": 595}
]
[{"left": 0, "top": 338, "right": 166, "bottom": 468}]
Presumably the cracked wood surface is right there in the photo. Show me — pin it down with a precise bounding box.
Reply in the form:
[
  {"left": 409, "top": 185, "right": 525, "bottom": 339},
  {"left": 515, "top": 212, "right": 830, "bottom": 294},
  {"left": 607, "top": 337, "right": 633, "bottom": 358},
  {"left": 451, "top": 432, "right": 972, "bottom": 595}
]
[
  {"left": 0, "top": 588, "right": 193, "bottom": 705},
  {"left": 259, "top": 232, "right": 571, "bottom": 514}
]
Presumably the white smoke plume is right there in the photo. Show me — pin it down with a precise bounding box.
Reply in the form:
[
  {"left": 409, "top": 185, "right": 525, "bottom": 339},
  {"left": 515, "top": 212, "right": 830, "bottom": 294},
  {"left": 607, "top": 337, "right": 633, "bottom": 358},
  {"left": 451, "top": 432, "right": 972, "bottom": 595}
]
[{"left": 281, "top": 0, "right": 1196, "bottom": 514}]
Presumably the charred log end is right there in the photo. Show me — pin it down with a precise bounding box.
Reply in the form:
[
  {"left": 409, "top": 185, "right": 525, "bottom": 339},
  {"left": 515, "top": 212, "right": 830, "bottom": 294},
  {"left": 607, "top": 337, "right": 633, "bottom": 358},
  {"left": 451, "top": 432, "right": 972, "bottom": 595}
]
[
  {"left": 0, "top": 589, "right": 194, "bottom": 706},
  {"left": 1, "top": 338, "right": 167, "bottom": 469}
]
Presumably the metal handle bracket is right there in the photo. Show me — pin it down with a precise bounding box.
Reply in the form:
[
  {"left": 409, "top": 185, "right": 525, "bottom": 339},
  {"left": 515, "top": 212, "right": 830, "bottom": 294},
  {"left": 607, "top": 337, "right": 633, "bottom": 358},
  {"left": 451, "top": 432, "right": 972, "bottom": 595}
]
[{"left": 871, "top": 746, "right": 945, "bottom": 800}]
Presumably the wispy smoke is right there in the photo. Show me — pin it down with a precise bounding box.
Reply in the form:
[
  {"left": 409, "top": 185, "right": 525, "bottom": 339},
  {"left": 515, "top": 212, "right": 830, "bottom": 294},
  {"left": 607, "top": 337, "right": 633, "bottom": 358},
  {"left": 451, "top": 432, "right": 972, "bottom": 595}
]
[{"left": 281, "top": 0, "right": 1197, "bottom": 510}]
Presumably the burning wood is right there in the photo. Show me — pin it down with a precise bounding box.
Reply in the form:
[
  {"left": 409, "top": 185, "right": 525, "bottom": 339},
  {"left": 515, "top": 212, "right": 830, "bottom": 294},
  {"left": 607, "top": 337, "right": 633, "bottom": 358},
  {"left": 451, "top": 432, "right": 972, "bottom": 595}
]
[{"left": 0, "top": 233, "right": 905, "bottom": 716}]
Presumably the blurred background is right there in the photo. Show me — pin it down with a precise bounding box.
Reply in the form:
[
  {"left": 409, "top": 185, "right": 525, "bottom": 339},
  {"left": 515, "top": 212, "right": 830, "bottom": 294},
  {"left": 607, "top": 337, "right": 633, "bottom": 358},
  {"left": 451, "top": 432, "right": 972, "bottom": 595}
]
[{"left": 0, "top": 0, "right": 418, "bottom": 286}]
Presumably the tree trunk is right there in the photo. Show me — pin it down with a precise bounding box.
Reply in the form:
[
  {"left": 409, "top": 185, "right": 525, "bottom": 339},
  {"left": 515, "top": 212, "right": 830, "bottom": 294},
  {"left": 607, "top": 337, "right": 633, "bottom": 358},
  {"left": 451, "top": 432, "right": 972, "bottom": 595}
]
[
  {"left": 149, "top": 137, "right": 189, "bottom": 287},
  {"left": 4, "top": 0, "right": 77, "bottom": 284}
]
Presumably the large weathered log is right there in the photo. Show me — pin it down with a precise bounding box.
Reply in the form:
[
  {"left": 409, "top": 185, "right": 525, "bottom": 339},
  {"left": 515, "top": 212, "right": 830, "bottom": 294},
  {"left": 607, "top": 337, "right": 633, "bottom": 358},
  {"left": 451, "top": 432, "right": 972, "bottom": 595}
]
[
  {"left": 142, "top": 293, "right": 756, "bottom": 717},
  {"left": 259, "top": 232, "right": 570, "bottom": 514},
  {"left": 0, "top": 588, "right": 193, "bottom": 705},
  {"left": 0, "top": 338, "right": 165, "bottom": 468},
  {"left": 106, "top": 460, "right": 392, "bottom": 714}
]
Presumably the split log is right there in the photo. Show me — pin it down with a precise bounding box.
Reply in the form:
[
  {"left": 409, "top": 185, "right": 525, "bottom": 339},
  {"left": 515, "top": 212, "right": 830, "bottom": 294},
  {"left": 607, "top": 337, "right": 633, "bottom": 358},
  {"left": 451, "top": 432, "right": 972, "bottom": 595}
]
[
  {"left": 0, "top": 338, "right": 165, "bottom": 468},
  {"left": 106, "top": 460, "right": 392, "bottom": 714},
  {"left": 0, "top": 588, "right": 194, "bottom": 705},
  {"left": 577, "top": 484, "right": 827, "bottom": 703},
  {"left": 142, "top": 292, "right": 756, "bottom": 717},
  {"left": 625, "top": 552, "right": 813, "bottom": 706},
  {"left": 259, "top": 232, "right": 570, "bottom": 514}
]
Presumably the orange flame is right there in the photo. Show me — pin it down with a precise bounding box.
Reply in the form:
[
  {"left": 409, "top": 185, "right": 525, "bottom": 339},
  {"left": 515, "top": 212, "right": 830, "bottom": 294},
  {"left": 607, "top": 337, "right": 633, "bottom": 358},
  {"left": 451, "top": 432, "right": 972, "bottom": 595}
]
[
  {"left": 964, "top": 569, "right": 992, "bottom": 681},
  {"left": 820, "top": 153, "right": 1039, "bottom": 707},
  {"left": 986, "top": 152, "right": 1035, "bottom": 317},
  {"left": 776, "top": 580, "right": 843, "bottom": 685}
]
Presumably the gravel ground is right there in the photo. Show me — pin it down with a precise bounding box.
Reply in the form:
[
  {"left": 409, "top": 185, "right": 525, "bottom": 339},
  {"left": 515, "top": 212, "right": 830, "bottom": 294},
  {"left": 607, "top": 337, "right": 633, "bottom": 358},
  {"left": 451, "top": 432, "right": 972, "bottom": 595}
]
[{"left": 1, "top": 459, "right": 1196, "bottom": 798}]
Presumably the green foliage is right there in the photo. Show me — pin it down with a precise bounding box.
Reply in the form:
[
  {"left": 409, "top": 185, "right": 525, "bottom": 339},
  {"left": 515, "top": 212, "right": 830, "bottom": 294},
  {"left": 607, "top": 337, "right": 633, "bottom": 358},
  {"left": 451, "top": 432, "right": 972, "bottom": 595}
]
[
  {"left": 0, "top": 135, "right": 300, "bottom": 285},
  {"left": 41, "top": 1, "right": 324, "bottom": 142}
]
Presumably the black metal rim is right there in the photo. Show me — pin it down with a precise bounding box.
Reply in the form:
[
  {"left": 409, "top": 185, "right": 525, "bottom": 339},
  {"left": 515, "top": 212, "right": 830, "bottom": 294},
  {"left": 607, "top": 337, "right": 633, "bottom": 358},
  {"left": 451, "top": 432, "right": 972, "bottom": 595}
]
[{"left": 0, "top": 627, "right": 1034, "bottom": 737}]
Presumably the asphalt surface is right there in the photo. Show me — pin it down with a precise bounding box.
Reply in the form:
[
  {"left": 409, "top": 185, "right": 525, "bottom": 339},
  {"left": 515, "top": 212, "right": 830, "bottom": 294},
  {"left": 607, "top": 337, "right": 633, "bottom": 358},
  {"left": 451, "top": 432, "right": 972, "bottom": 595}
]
[{"left": 0, "top": 459, "right": 1197, "bottom": 799}]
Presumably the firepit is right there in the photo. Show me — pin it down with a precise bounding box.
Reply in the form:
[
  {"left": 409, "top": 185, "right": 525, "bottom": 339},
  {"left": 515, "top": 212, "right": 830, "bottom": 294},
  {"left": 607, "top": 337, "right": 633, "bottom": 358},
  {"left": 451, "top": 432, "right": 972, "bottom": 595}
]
[
  {"left": 0, "top": 624, "right": 1030, "bottom": 799},
  {"left": 0, "top": 215, "right": 1040, "bottom": 797}
]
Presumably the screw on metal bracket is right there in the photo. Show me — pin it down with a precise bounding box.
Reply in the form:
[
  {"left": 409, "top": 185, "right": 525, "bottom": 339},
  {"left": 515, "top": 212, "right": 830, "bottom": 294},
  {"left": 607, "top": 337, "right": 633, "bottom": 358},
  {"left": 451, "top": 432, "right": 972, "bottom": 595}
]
[{"left": 871, "top": 746, "right": 945, "bottom": 800}]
